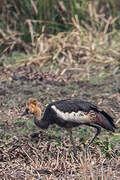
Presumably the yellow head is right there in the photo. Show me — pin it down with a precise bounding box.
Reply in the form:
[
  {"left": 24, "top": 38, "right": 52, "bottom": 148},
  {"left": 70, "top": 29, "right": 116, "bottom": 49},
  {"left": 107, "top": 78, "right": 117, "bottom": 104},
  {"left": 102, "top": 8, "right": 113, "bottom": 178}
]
[{"left": 22, "top": 98, "right": 41, "bottom": 120}]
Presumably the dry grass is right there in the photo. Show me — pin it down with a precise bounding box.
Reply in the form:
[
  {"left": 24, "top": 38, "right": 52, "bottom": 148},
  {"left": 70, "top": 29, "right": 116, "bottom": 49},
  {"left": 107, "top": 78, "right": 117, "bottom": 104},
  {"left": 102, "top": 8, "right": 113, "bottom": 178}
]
[
  {"left": 0, "top": 66, "right": 119, "bottom": 179},
  {"left": 0, "top": 131, "right": 120, "bottom": 180},
  {"left": 0, "top": 6, "right": 120, "bottom": 180},
  {"left": 2, "top": 15, "right": 119, "bottom": 84},
  {"left": 1, "top": 12, "right": 120, "bottom": 71}
]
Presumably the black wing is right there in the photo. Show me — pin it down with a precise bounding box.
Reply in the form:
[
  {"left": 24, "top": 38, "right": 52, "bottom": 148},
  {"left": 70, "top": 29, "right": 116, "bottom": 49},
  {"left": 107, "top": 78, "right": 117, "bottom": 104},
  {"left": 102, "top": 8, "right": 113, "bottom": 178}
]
[{"left": 49, "top": 99, "right": 97, "bottom": 113}]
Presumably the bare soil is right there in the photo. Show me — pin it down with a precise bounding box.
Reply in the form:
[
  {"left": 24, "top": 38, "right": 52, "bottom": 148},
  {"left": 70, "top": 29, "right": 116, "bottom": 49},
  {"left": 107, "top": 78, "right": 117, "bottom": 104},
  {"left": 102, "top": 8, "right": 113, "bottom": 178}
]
[{"left": 0, "top": 62, "right": 120, "bottom": 179}]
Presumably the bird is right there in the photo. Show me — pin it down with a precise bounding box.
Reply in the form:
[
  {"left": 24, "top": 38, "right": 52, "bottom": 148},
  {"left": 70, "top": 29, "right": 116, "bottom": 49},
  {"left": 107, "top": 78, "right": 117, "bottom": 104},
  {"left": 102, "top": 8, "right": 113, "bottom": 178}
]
[{"left": 22, "top": 98, "right": 116, "bottom": 157}]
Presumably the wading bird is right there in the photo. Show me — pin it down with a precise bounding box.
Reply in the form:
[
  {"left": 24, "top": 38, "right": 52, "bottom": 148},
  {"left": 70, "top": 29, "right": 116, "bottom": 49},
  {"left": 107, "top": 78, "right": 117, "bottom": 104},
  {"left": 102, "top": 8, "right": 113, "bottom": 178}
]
[{"left": 22, "top": 98, "right": 116, "bottom": 156}]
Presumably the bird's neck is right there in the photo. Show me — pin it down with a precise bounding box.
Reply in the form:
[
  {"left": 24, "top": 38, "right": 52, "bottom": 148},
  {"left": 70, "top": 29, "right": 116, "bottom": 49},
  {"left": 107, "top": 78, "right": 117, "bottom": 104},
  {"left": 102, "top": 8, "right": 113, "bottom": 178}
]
[
  {"left": 33, "top": 106, "right": 49, "bottom": 129},
  {"left": 34, "top": 106, "right": 41, "bottom": 121}
]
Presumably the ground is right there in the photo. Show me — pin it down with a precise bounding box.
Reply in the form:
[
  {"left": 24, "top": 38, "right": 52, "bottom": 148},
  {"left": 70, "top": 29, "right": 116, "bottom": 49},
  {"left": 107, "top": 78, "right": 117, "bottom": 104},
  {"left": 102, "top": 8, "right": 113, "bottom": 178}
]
[{"left": 0, "top": 56, "right": 120, "bottom": 180}]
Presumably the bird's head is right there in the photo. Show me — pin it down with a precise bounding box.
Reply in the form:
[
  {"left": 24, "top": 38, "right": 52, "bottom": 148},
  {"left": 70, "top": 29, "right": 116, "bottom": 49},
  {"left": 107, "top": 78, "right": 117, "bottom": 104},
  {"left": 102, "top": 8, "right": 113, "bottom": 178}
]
[{"left": 22, "top": 98, "right": 41, "bottom": 120}]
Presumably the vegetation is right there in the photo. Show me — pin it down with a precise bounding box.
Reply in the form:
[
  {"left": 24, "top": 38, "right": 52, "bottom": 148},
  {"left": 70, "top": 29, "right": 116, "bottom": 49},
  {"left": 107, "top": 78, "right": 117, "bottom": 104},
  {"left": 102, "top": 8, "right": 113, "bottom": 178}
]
[
  {"left": 0, "top": 0, "right": 120, "bottom": 179},
  {"left": 0, "top": 0, "right": 120, "bottom": 55}
]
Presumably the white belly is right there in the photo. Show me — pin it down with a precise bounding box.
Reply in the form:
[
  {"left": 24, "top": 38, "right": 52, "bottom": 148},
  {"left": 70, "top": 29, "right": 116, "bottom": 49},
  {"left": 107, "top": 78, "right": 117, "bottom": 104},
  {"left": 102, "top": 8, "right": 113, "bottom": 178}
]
[{"left": 51, "top": 105, "right": 89, "bottom": 123}]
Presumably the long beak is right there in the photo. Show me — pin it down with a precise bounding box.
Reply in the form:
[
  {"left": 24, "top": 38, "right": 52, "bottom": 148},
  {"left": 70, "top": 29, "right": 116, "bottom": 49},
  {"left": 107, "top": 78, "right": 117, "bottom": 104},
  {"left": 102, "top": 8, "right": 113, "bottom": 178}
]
[{"left": 21, "top": 109, "right": 28, "bottom": 116}]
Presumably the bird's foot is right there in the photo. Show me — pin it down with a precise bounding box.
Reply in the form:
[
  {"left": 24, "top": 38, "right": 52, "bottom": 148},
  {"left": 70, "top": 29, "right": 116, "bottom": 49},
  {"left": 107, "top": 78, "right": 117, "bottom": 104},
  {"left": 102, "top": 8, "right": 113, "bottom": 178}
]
[
  {"left": 47, "top": 141, "right": 51, "bottom": 152},
  {"left": 85, "top": 147, "right": 88, "bottom": 153},
  {"left": 73, "top": 145, "right": 84, "bottom": 158},
  {"left": 83, "top": 146, "right": 89, "bottom": 157},
  {"left": 73, "top": 148, "right": 77, "bottom": 158},
  {"left": 30, "top": 131, "right": 40, "bottom": 138}
]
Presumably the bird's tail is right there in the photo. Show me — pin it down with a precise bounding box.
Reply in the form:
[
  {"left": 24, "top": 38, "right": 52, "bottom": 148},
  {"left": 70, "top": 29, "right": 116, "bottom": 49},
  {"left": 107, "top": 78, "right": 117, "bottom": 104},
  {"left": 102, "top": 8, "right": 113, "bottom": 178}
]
[{"left": 95, "top": 110, "right": 116, "bottom": 132}]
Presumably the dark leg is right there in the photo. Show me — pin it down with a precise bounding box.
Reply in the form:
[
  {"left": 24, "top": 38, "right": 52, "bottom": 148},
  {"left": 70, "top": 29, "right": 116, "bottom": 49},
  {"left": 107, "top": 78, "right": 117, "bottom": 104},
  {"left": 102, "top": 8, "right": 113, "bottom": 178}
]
[
  {"left": 85, "top": 125, "right": 101, "bottom": 152},
  {"left": 67, "top": 128, "right": 77, "bottom": 157},
  {"left": 30, "top": 131, "right": 40, "bottom": 138}
]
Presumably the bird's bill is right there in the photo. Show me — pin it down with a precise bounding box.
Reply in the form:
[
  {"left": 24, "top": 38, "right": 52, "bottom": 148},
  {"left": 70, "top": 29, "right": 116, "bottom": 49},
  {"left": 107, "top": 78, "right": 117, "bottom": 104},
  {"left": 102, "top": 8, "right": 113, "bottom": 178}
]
[{"left": 21, "top": 109, "right": 29, "bottom": 116}]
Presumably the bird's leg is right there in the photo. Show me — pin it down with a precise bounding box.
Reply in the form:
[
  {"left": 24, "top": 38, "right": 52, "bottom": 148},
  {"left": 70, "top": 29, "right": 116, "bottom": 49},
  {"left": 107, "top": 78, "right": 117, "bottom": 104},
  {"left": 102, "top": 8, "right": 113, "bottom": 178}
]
[
  {"left": 67, "top": 128, "right": 77, "bottom": 157},
  {"left": 30, "top": 131, "right": 40, "bottom": 138},
  {"left": 85, "top": 125, "right": 101, "bottom": 153}
]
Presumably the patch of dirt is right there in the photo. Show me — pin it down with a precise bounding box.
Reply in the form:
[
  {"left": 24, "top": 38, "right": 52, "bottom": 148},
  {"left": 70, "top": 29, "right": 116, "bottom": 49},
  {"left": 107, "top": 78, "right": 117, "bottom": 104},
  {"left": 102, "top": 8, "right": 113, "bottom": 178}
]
[
  {"left": 0, "top": 61, "right": 120, "bottom": 179},
  {"left": 0, "top": 131, "right": 120, "bottom": 179}
]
